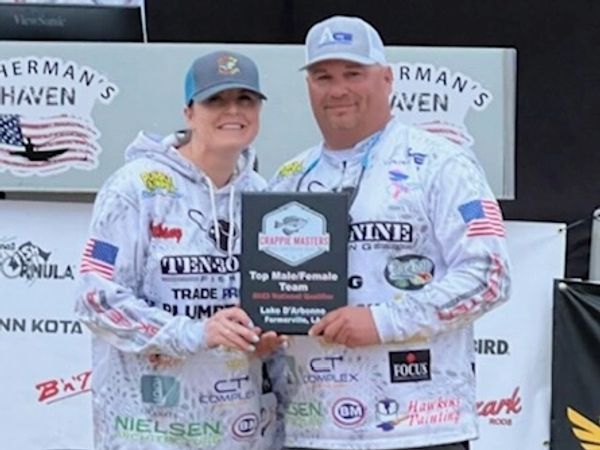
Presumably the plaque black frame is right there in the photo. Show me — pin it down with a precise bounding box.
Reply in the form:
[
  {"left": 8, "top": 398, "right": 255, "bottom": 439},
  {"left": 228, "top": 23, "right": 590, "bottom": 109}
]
[{"left": 241, "top": 192, "right": 348, "bottom": 334}]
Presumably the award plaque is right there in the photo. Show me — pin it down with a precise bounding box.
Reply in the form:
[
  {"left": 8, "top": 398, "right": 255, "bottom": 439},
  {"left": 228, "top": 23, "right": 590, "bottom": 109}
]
[{"left": 241, "top": 192, "right": 348, "bottom": 334}]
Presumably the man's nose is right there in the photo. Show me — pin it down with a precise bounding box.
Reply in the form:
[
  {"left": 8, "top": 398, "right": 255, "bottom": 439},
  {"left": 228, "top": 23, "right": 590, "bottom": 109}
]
[{"left": 328, "top": 80, "right": 350, "bottom": 98}]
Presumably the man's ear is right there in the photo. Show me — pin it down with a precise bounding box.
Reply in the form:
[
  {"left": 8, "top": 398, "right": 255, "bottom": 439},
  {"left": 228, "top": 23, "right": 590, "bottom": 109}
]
[
  {"left": 384, "top": 65, "right": 393, "bottom": 86},
  {"left": 381, "top": 66, "right": 394, "bottom": 98}
]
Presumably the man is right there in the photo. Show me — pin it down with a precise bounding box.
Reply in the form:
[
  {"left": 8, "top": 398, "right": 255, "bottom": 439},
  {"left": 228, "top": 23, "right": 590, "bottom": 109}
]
[{"left": 269, "top": 15, "right": 511, "bottom": 450}]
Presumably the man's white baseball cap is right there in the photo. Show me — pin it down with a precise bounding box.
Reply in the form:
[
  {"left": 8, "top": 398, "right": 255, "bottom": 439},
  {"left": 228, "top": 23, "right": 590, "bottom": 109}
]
[{"left": 302, "top": 15, "right": 387, "bottom": 70}]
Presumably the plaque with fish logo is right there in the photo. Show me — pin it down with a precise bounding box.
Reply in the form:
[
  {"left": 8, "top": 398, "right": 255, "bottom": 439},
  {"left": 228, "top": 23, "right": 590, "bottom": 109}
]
[{"left": 241, "top": 192, "right": 348, "bottom": 334}]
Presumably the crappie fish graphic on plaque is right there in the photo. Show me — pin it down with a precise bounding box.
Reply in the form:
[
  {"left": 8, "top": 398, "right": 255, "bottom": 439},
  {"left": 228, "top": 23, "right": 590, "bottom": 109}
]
[
  {"left": 390, "top": 62, "right": 493, "bottom": 148},
  {"left": 258, "top": 201, "right": 329, "bottom": 267},
  {"left": 0, "top": 56, "right": 118, "bottom": 176},
  {"left": 274, "top": 215, "right": 308, "bottom": 236}
]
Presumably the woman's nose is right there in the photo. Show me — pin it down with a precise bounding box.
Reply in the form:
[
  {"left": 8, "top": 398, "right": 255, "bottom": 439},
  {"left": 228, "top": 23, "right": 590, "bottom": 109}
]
[{"left": 224, "top": 100, "right": 240, "bottom": 113}]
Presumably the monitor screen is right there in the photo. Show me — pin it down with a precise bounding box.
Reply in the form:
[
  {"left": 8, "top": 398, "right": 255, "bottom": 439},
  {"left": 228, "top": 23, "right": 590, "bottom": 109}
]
[{"left": 0, "top": 3, "right": 143, "bottom": 42}]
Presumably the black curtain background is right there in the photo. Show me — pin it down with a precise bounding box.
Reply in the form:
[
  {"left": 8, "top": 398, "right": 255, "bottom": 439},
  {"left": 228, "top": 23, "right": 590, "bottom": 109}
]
[
  {"left": 146, "top": 0, "right": 600, "bottom": 278},
  {"left": 551, "top": 280, "right": 600, "bottom": 449}
]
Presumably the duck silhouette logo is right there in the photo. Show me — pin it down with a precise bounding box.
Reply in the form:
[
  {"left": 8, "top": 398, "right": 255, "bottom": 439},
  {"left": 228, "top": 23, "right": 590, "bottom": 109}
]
[{"left": 567, "top": 406, "right": 600, "bottom": 449}]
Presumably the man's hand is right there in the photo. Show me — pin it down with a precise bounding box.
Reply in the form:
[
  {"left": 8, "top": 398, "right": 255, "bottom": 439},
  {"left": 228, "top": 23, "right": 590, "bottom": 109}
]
[{"left": 308, "top": 306, "right": 381, "bottom": 347}]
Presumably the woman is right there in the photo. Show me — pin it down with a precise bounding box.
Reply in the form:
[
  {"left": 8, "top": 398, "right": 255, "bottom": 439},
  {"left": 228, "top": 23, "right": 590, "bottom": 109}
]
[{"left": 75, "top": 51, "right": 284, "bottom": 449}]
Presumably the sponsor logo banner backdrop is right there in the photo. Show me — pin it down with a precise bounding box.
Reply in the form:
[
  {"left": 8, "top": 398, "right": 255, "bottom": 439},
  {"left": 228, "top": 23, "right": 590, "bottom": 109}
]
[
  {"left": 0, "top": 200, "right": 93, "bottom": 450},
  {"left": 472, "top": 222, "right": 565, "bottom": 450},
  {"left": 551, "top": 279, "right": 600, "bottom": 450},
  {"left": 0, "top": 207, "right": 559, "bottom": 449}
]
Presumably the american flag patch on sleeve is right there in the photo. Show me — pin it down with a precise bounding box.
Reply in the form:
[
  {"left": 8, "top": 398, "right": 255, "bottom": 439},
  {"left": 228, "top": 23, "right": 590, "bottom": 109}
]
[
  {"left": 458, "top": 200, "right": 505, "bottom": 237},
  {"left": 80, "top": 238, "right": 119, "bottom": 279}
]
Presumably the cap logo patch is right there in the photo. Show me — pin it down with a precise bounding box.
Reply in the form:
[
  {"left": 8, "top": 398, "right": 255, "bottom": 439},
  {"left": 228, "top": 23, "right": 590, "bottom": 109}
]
[
  {"left": 217, "top": 55, "right": 240, "bottom": 75},
  {"left": 318, "top": 27, "right": 353, "bottom": 47}
]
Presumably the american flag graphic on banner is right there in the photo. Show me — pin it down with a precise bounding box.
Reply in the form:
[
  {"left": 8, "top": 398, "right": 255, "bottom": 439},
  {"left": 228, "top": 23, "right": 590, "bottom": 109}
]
[
  {"left": 416, "top": 120, "right": 474, "bottom": 147},
  {"left": 459, "top": 199, "right": 505, "bottom": 237},
  {"left": 0, "top": 114, "right": 100, "bottom": 176},
  {"left": 80, "top": 239, "right": 119, "bottom": 280}
]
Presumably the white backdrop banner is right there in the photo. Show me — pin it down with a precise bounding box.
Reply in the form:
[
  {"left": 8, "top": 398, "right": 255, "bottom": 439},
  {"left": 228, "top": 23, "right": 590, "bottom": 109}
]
[
  {"left": 0, "top": 42, "right": 515, "bottom": 198},
  {"left": 472, "top": 221, "right": 566, "bottom": 450},
  {"left": 0, "top": 204, "right": 565, "bottom": 450},
  {"left": 0, "top": 200, "right": 93, "bottom": 450}
]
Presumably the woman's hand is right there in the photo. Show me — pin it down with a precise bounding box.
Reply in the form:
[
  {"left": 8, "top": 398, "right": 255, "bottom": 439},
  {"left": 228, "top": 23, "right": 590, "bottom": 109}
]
[
  {"left": 204, "top": 307, "right": 260, "bottom": 352},
  {"left": 253, "top": 330, "right": 289, "bottom": 358}
]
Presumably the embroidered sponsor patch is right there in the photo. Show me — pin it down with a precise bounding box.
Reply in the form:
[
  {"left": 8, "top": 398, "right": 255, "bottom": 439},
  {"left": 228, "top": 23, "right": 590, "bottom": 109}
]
[
  {"left": 388, "top": 350, "right": 431, "bottom": 383},
  {"left": 140, "top": 170, "right": 179, "bottom": 197},
  {"left": 141, "top": 375, "right": 180, "bottom": 407},
  {"left": 332, "top": 397, "right": 366, "bottom": 428},
  {"left": 384, "top": 255, "right": 434, "bottom": 290},
  {"left": 277, "top": 160, "right": 304, "bottom": 177}
]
